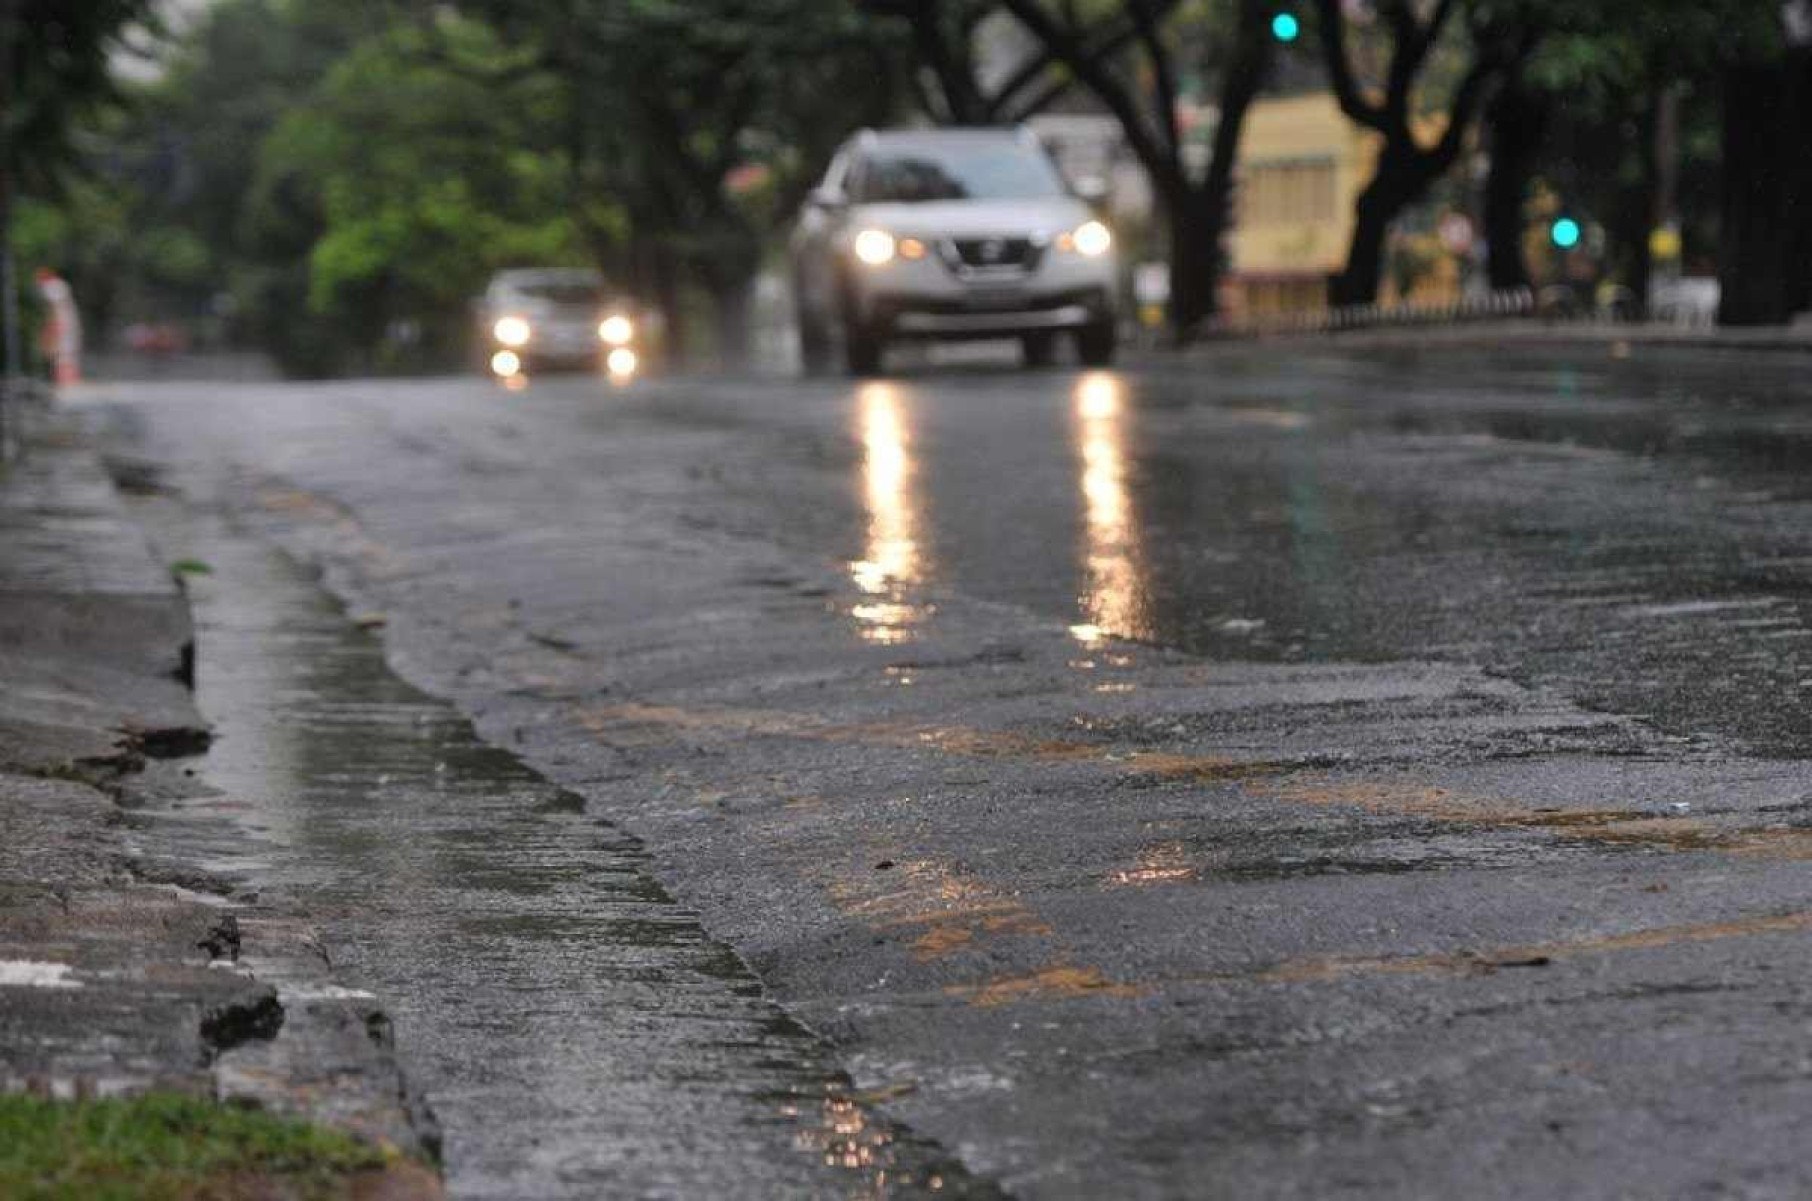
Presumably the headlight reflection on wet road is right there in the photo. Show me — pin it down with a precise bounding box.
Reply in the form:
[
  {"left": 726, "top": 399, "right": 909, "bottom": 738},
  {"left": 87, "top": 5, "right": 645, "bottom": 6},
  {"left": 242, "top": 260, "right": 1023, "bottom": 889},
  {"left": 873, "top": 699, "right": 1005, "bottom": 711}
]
[
  {"left": 849, "top": 381, "right": 927, "bottom": 645},
  {"left": 1071, "top": 371, "right": 1146, "bottom": 646}
]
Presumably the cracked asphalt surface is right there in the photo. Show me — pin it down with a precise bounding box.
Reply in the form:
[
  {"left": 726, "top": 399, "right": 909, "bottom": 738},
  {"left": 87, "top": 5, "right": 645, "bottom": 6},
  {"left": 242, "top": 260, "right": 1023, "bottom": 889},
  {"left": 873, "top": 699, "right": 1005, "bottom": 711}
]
[{"left": 82, "top": 343, "right": 1812, "bottom": 1197}]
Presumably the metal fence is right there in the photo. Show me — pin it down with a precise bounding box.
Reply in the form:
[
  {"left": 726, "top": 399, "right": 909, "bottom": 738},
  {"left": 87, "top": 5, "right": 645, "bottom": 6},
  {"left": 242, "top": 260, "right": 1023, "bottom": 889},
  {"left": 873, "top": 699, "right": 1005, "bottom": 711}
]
[{"left": 1201, "top": 287, "right": 1538, "bottom": 340}]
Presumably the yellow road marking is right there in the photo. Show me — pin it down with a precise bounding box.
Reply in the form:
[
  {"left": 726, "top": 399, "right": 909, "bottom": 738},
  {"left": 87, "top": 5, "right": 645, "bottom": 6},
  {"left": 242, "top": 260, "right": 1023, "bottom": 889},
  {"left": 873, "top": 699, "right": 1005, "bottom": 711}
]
[
  {"left": 590, "top": 701, "right": 1812, "bottom": 863},
  {"left": 1241, "top": 908, "right": 1812, "bottom": 986}
]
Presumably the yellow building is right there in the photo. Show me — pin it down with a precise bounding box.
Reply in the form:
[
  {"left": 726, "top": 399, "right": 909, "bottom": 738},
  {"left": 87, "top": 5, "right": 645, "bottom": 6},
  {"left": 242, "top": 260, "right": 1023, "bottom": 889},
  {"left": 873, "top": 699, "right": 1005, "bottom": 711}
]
[
  {"left": 1226, "top": 93, "right": 1367, "bottom": 315},
  {"left": 1227, "top": 92, "right": 1463, "bottom": 316}
]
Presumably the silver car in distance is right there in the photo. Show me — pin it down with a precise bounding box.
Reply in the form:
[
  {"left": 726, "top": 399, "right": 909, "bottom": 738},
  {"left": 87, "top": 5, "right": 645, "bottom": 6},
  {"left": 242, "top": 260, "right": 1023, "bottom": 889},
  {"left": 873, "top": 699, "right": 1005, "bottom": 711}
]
[{"left": 791, "top": 127, "right": 1120, "bottom": 375}]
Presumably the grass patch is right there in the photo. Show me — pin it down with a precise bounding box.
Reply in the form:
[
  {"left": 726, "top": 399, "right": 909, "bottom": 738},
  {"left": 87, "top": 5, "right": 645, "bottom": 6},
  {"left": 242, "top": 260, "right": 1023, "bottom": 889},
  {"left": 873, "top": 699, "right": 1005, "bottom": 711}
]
[{"left": 0, "top": 1092, "right": 387, "bottom": 1200}]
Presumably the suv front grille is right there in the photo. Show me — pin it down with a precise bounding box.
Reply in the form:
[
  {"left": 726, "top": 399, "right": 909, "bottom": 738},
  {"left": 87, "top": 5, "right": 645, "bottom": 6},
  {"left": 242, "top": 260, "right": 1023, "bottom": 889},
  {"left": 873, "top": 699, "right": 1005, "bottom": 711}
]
[{"left": 945, "top": 237, "right": 1042, "bottom": 272}]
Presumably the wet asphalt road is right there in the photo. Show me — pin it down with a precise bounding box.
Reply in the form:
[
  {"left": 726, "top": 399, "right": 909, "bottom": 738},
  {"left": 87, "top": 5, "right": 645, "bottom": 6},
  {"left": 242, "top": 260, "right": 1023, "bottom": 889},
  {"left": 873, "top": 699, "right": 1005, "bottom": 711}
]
[{"left": 83, "top": 344, "right": 1812, "bottom": 1197}]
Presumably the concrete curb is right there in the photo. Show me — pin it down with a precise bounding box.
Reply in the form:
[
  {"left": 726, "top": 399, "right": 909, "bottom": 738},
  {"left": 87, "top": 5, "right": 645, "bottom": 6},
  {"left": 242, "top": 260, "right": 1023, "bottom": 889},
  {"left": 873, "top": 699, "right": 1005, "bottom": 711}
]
[{"left": 0, "top": 418, "right": 441, "bottom": 1189}]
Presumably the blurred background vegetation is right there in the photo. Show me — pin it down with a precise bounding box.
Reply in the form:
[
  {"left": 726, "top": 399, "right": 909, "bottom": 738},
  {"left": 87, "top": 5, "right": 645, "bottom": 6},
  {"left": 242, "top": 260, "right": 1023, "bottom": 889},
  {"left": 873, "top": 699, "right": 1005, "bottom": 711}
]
[
  {"left": 6, "top": 0, "right": 1810, "bottom": 377},
  {"left": 12, "top": 0, "right": 900, "bottom": 376}
]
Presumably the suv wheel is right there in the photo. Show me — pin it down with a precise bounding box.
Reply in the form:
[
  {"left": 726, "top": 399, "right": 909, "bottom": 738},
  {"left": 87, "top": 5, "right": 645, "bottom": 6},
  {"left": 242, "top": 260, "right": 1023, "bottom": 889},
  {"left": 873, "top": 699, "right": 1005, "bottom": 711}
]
[
  {"left": 1075, "top": 320, "right": 1117, "bottom": 367},
  {"left": 845, "top": 320, "right": 885, "bottom": 377},
  {"left": 1021, "top": 332, "right": 1057, "bottom": 368},
  {"left": 798, "top": 307, "right": 832, "bottom": 375}
]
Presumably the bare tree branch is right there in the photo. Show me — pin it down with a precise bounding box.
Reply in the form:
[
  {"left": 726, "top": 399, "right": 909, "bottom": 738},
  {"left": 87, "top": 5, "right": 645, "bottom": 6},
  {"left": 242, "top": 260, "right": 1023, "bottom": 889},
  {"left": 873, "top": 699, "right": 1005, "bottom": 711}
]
[
  {"left": 1312, "top": 0, "right": 1388, "bottom": 132},
  {"left": 997, "top": 0, "right": 1184, "bottom": 193},
  {"left": 1127, "top": 0, "right": 1179, "bottom": 151},
  {"left": 1428, "top": 43, "right": 1505, "bottom": 166}
]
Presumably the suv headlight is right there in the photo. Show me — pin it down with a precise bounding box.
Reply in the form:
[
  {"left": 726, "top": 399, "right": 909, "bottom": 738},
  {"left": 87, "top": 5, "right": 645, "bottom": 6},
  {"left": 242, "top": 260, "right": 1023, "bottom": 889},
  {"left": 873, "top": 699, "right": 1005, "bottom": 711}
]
[
  {"left": 1058, "top": 220, "right": 1113, "bottom": 257},
  {"left": 493, "top": 316, "right": 531, "bottom": 347},
  {"left": 853, "top": 229, "right": 896, "bottom": 266},
  {"left": 598, "top": 315, "right": 634, "bottom": 346}
]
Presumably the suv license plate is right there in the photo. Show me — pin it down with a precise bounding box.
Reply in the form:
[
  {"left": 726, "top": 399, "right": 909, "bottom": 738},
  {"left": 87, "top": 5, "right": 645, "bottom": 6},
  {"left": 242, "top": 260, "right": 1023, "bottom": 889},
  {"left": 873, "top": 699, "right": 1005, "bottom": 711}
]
[{"left": 965, "top": 288, "right": 1027, "bottom": 310}]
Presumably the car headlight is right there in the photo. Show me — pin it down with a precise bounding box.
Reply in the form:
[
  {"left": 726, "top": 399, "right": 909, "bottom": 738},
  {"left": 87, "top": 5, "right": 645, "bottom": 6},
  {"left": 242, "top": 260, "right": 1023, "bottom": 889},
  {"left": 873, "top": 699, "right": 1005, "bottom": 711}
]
[
  {"left": 853, "top": 229, "right": 896, "bottom": 266},
  {"left": 598, "top": 315, "right": 634, "bottom": 346},
  {"left": 493, "top": 316, "right": 531, "bottom": 347},
  {"left": 1059, "top": 220, "right": 1113, "bottom": 257}
]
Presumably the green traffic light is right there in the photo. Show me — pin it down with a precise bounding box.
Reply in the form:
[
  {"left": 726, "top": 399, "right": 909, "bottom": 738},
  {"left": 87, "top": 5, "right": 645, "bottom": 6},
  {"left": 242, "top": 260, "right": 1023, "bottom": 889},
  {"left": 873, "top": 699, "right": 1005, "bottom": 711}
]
[
  {"left": 1271, "top": 12, "right": 1300, "bottom": 42},
  {"left": 1551, "top": 217, "right": 1581, "bottom": 249}
]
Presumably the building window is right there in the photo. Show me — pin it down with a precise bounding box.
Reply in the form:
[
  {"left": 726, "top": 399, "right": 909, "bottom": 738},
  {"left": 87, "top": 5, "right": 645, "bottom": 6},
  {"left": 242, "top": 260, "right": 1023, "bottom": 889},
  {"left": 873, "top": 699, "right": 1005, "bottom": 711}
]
[{"left": 1239, "top": 158, "right": 1336, "bottom": 226}]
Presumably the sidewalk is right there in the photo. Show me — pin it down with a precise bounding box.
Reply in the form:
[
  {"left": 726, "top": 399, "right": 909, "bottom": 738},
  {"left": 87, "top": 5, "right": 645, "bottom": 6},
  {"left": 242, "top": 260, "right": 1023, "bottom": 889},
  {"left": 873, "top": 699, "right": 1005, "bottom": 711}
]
[
  {"left": 0, "top": 415, "right": 440, "bottom": 1196},
  {"left": 1188, "top": 317, "right": 1812, "bottom": 356}
]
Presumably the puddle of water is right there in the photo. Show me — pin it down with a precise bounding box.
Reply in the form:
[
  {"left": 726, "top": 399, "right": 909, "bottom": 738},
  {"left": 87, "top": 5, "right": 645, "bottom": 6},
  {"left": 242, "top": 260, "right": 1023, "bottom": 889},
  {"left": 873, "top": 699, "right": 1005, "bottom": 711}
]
[{"left": 131, "top": 509, "right": 992, "bottom": 1199}]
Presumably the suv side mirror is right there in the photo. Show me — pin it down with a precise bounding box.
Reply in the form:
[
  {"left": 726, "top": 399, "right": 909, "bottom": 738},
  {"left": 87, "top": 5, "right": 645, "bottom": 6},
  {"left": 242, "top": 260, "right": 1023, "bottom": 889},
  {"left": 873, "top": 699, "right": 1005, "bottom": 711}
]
[
  {"left": 1073, "top": 175, "right": 1109, "bottom": 205},
  {"left": 807, "top": 186, "right": 846, "bottom": 211}
]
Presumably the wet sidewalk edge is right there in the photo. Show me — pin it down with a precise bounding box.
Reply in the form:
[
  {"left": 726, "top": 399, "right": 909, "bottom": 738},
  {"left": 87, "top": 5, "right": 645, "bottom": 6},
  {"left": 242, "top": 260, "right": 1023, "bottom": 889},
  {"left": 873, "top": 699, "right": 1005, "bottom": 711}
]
[
  {"left": 1178, "top": 318, "right": 1812, "bottom": 357},
  {"left": 0, "top": 413, "right": 443, "bottom": 1195}
]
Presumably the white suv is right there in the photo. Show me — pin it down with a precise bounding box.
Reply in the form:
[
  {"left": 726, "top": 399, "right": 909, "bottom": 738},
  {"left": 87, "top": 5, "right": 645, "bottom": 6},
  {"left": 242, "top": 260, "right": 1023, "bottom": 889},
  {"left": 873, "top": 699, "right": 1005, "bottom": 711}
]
[{"left": 791, "top": 128, "right": 1119, "bottom": 375}]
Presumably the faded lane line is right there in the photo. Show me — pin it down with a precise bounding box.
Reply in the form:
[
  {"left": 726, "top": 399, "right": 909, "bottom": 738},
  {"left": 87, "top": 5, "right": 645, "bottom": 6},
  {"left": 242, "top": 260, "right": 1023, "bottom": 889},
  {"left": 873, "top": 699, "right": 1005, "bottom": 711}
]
[
  {"left": 909, "top": 910, "right": 1812, "bottom": 1006},
  {"left": 1258, "top": 779, "right": 1812, "bottom": 861},
  {"left": 945, "top": 964, "right": 1144, "bottom": 1007},
  {"left": 585, "top": 702, "right": 1281, "bottom": 781},
  {"left": 826, "top": 859, "right": 1054, "bottom": 947},
  {"left": 824, "top": 857, "right": 1129, "bottom": 1002}
]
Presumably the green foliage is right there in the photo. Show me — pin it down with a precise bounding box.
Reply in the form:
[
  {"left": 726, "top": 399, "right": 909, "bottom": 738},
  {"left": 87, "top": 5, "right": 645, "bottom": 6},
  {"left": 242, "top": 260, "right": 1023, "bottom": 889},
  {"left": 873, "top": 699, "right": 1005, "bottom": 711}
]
[
  {"left": 464, "top": 0, "right": 901, "bottom": 358},
  {"left": 0, "top": 1092, "right": 385, "bottom": 1200},
  {"left": 1506, "top": 0, "right": 1786, "bottom": 287},
  {"left": 249, "top": 15, "right": 589, "bottom": 369},
  {"left": 3, "top": 0, "right": 158, "bottom": 194}
]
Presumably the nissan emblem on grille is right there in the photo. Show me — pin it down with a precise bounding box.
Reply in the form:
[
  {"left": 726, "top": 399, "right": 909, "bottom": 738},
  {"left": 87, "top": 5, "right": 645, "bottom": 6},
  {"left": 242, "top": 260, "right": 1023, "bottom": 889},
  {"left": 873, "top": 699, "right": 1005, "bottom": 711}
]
[{"left": 980, "top": 240, "right": 1004, "bottom": 263}]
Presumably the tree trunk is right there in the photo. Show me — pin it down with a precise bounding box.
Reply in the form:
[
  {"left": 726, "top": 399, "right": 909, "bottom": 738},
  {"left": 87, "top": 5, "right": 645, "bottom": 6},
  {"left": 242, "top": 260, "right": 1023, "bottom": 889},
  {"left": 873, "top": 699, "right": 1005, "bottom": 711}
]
[
  {"left": 650, "top": 245, "right": 685, "bottom": 366},
  {"left": 910, "top": 4, "right": 986, "bottom": 124},
  {"left": 1627, "top": 94, "right": 1661, "bottom": 316},
  {"left": 707, "top": 276, "right": 752, "bottom": 370},
  {"left": 1332, "top": 162, "right": 1416, "bottom": 306},
  {"left": 0, "top": 161, "right": 16, "bottom": 461},
  {"left": 1483, "top": 79, "right": 1543, "bottom": 291},
  {"left": 1718, "top": 52, "right": 1812, "bottom": 326},
  {"left": 0, "top": 0, "right": 17, "bottom": 460},
  {"left": 1166, "top": 199, "right": 1218, "bottom": 338},
  {"left": 1789, "top": 54, "right": 1812, "bottom": 317},
  {"left": 1167, "top": 0, "right": 1270, "bottom": 340}
]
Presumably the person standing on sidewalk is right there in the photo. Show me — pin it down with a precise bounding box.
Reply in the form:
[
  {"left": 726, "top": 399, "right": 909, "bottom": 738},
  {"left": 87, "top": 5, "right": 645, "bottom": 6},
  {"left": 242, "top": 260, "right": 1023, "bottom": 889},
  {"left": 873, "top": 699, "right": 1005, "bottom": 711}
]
[{"left": 34, "top": 267, "right": 80, "bottom": 386}]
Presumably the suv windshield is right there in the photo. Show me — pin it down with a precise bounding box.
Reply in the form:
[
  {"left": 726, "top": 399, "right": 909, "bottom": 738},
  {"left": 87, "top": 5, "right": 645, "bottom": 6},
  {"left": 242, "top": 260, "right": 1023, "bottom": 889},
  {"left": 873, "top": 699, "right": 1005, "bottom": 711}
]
[
  {"left": 852, "top": 142, "right": 1068, "bottom": 203},
  {"left": 516, "top": 281, "right": 604, "bottom": 306}
]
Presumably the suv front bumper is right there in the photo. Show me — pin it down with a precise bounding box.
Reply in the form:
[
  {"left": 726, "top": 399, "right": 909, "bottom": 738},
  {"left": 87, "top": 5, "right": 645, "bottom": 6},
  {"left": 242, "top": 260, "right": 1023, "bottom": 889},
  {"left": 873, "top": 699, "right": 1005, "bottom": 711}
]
[
  {"left": 870, "top": 286, "right": 1113, "bottom": 339},
  {"left": 846, "top": 246, "right": 1118, "bottom": 340}
]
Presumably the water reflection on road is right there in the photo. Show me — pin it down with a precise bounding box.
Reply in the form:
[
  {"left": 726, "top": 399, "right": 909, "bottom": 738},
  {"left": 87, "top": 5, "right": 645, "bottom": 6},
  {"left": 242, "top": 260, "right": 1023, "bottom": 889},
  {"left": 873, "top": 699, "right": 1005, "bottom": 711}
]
[
  {"left": 155, "top": 510, "right": 990, "bottom": 1199},
  {"left": 850, "top": 381, "right": 929, "bottom": 645},
  {"left": 1071, "top": 371, "right": 1147, "bottom": 647}
]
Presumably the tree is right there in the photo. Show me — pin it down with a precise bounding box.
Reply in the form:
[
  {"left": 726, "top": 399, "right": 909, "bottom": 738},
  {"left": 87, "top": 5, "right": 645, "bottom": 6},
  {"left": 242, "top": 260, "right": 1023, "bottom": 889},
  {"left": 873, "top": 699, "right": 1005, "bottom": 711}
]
[
  {"left": 1, "top": 0, "right": 156, "bottom": 448},
  {"left": 249, "top": 15, "right": 584, "bottom": 373},
  {"left": 465, "top": 0, "right": 900, "bottom": 365},
  {"left": 1716, "top": 2, "right": 1811, "bottom": 325},
  {"left": 1480, "top": 65, "right": 1543, "bottom": 290},
  {"left": 1312, "top": 0, "right": 1528, "bottom": 306},
  {"left": 1719, "top": 42, "right": 1812, "bottom": 324},
  {"left": 997, "top": 0, "right": 1278, "bottom": 338},
  {"left": 1471, "top": 0, "right": 1785, "bottom": 316},
  {"left": 858, "top": 0, "right": 1121, "bottom": 123}
]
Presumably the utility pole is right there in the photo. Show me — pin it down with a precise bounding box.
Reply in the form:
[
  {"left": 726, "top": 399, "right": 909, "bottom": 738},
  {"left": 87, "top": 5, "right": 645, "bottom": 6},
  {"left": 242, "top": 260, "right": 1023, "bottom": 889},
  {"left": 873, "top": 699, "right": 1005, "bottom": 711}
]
[{"left": 0, "top": 0, "right": 19, "bottom": 463}]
